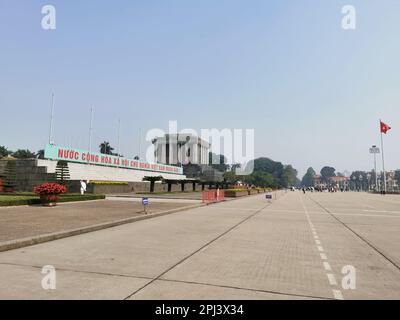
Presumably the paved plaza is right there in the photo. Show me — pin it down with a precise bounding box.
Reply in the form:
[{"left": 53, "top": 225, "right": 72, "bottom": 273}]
[
  {"left": 0, "top": 198, "right": 200, "bottom": 244},
  {"left": 0, "top": 191, "right": 399, "bottom": 299}
]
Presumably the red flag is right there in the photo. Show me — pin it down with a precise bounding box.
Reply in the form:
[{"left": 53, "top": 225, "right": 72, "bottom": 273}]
[{"left": 380, "top": 121, "right": 391, "bottom": 134}]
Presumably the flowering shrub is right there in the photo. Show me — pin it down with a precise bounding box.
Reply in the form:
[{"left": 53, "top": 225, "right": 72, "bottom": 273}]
[{"left": 34, "top": 183, "right": 67, "bottom": 195}]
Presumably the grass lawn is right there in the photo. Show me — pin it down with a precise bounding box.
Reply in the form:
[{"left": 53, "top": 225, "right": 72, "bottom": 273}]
[
  {"left": 0, "top": 195, "right": 39, "bottom": 201},
  {"left": 0, "top": 194, "right": 105, "bottom": 207}
]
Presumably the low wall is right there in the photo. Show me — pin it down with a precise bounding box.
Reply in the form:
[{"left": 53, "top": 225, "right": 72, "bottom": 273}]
[
  {"left": 0, "top": 159, "right": 188, "bottom": 192},
  {"left": 65, "top": 181, "right": 210, "bottom": 194},
  {"left": 38, "top": 159, "right": 185, "bottom": 182}
]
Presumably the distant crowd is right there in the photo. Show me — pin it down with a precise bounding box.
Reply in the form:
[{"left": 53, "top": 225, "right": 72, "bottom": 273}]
[{"left": 290, "top": 186, "right": 349, "bottom": 194}]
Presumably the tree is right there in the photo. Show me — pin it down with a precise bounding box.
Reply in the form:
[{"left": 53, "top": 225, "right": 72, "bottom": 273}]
[
  {"left": 55, "top": 160, "right": 70, "bottom": 185},
  {"left": 12, "top": 149, "right": 36, "bottom": 159},
  {"left": 223, "top": 170, "right": 239, "bottom": 184},
  {"left": 209, "top": 152, "right": 229, "bottom": 172},
  {"left": 99, "top": 141, "right": 114, "bottom": 155},
  {"left": 240, "top": 157, "right": 297, "bottom": 188},
  {"left": 350, "top": 171, "right": 368, "bottom": 190},
  {"left": 282, "top": 165, "right": 298, "bottom": 187},
  {"left": 301, "top": 167, "right": 316, "bottom": 187},
  {"left": 0, "top": 146, "right": 11, "bottom": 158},
  {"left": 320, "top": 166, "right": 336, "bottom": 183},
  {"left": 253, "top": 157, "right": 284, "bottom": 176},
  {"left": 243, "top": 171, "right": 276, "bottom": 188}
]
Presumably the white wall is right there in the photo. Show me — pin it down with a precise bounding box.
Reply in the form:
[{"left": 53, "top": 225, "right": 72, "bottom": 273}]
[{"left": 38, "top": 159, "right": 186, "bottom": 182}]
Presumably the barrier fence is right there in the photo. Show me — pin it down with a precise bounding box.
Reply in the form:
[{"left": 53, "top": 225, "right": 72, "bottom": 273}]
[{"left": 202, "top": 190, "right": 225, "bottom": 203}]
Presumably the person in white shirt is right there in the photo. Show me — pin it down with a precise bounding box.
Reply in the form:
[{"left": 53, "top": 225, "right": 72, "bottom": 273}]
[{"left": 80, "top": 179, "right": 87, "bottom": 195}]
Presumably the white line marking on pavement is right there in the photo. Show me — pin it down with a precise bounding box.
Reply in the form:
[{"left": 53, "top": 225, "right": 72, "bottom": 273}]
[
  {"left": 327, "top": 274, "right": 337, "bottom": 286},
  {"left": 299, "top": 194, "right": 344, "bottom": 300},
  {"left": 332, "top": 290, "right": 344, "bottom": 300},
  {"left": 323, "top": 262, "right": 332, "bottom": 271}
]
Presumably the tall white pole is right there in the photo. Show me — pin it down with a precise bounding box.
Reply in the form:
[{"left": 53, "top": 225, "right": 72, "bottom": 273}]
[
  {"left": 89, "top": 107, "right": 94, "bottom": 153},
  {"left": 138, "top": 128, "right": 142, "bottom": 160},
  {"left": 380, "top": 119, "right": 387, "bottom": 193},
  {"left": 117, "top": 118, "right": 121, "bottom": 158},
  {"left": 49, "top": 93, "right": 55, "bottom": 144}
]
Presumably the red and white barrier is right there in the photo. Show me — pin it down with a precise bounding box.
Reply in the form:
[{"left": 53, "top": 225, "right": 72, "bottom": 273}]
[{"left": 202, "top": 189, "right": 225, "bottom": 203}]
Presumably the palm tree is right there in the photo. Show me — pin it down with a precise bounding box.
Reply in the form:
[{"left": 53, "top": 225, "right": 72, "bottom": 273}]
[{"left": 99, "top": 141, "right": 114, "bottom": 155}]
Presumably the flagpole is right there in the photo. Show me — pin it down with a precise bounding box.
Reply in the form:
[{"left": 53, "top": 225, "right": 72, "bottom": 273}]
[
  {"left": 379, "top": 119, "right": 387, "bottom": 194},
  {"left": 88, "top": 107, "right": 94, "bottom": 154},
  {"left": 48, "top": 92, "right": 55, "bottom": 145}
]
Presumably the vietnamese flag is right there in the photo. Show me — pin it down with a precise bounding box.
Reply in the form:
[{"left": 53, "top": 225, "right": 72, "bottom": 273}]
[{"left": 380, "top": 121, "right": 391, "bottom": 134}]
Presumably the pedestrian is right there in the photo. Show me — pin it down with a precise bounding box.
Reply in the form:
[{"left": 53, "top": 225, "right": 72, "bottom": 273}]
[{"left": 80, "top": 179, "right": 87, "bottom": 195}]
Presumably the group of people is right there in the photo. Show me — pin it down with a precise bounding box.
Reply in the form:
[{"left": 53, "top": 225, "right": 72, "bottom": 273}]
[{"left": 292, "top": 186, "right": 349, "bottom": 194}]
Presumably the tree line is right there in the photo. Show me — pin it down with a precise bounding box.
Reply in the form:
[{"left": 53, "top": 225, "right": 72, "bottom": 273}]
[
  {"left": 0, "top": 146, "right": 40, "bottom": 159},
  {"left": 222, "top": 157, "right": 299, "bottom": 189},
  {"left": 300, "top": 166, "right": 400, "bottom": 189}
]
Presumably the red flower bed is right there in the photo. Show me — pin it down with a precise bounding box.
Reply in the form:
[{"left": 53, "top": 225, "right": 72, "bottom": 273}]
[{"left": 34, "top": 183, "right": 67, "bottom": 195}]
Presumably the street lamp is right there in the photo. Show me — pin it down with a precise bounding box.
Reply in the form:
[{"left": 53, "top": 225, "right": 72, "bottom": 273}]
[
  {"left": 369, "top": 145, "right": 380, "bottom": 192},
  {"left": 367, "top": 173, "right": 371, "bottom": 191}
]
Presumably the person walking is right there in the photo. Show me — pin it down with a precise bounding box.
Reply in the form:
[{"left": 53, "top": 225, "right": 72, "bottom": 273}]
[{"left": 80, "top": 179, "right": 87, "bottom": 195}]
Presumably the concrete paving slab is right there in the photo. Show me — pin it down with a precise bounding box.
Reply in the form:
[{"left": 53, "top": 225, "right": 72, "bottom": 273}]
[
  {"left": 0, "top": 204, "right": 262, "bottom": 279},
  {"left": 0, "top": 264, "right": 149, "bottom": 300},
  {"left": 129, "top": 279, "right": 321, "bottom": 300},
  {"left": 0, "top": 191, "right": 399, "bottom": 300}
]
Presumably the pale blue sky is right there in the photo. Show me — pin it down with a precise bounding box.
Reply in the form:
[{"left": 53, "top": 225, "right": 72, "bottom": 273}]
[{"left": 1, "top": 0, "right": 399, "bottom": 176}]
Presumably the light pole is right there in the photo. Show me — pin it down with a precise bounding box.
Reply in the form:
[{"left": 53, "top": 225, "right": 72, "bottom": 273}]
[
  {"left": 367, "top": 173, "right": 371, "bottom": 191},
  {"left": 48, "top": 92, "right": 55, "bottom": 145},
  {"left": 88, "top": 107, "right": 94, "bottom": 154},
  {"left": 369, "top": 145, "right": 380, "bottom": 192}
]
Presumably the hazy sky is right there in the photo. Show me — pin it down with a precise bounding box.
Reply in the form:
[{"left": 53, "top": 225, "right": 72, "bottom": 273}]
[{"left": 1, "top": 0, "right": 399, "bottom": 177}]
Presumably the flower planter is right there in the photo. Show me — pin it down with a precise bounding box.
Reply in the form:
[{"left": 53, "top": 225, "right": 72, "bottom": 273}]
[
  {"left": 4, "top": 187, "right": 14, "bottom": 193},
  {"left": 34, "top": 183, "right": 67, "bottom": 207},
  {"left": 225, "top": 190, "right": 249, "bottom": 198},
  {"left": 248, "top": 189, "right": 258, "bottom": 195},
  {"left": 40, "top": 194, "right": 59, "bottom": 207}
]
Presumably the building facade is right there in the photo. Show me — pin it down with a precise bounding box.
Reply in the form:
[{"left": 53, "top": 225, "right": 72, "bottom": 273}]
[{"left": 152, "top": 134, "right": 210, "bottom": 166}]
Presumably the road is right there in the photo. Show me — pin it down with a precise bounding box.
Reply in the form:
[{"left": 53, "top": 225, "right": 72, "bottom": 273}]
[{"left": 0, "top": 191, "right": 399, "bottom": 299}]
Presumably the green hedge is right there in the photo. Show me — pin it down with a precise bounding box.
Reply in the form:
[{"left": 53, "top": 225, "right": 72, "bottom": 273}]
[
  {"left": 0, "top": 194, "right": 105, "bottom": 207},
  {"left": 89, "top": 181, "right": 128, "bottom": 185}
]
